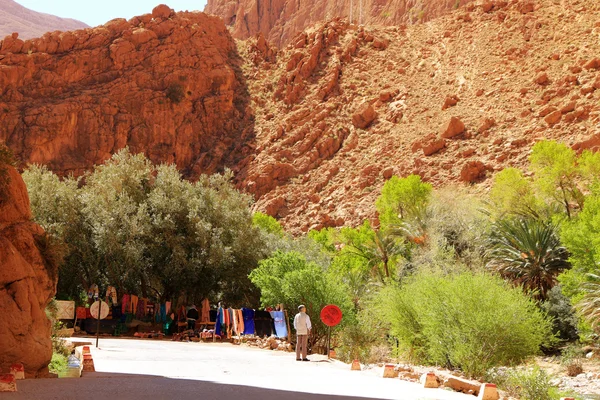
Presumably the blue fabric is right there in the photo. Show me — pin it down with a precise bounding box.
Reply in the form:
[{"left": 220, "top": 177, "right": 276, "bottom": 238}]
[
  {"left": 160, "top": 303, "right": 167, "bottom": 323},
  {"left": 270, "top": 311, "right": 287, "bottom": 338},
  {"left": 215, "top": 307, "right": 223, "bottom": 336},
  {"left": 242, "top": 308, "right": 255, "bottom": 335}
]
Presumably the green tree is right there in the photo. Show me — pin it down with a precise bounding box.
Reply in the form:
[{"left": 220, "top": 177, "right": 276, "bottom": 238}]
[
  {"left": 489, "top": 168, "right": 540, "bottom": 217},
  {"left": 376, "top": 175, "right": 432, "bottom": 229},
  {"left": 486, "top": 217, "right": 570, "bottom": 301},
  {"left": 559, "top": 193, "right": 600, "bottom": 299},
  {"left": 249, "top": 251, "right": 353, "bottom": 351},
  {"left": 23, "top": 149, "right": 266, "bottom": 304},
  {"left": 577, "top": 274, "right": 600, "bottom": 331},
  {"left": 253, "top": 212, "right": 285, "bottom": 237},
  {"left": 340, "top": 221, "right": 407, "bottom": 282},
  {"left": 530, "top": 141, "right": 583, "bottom": 219}
]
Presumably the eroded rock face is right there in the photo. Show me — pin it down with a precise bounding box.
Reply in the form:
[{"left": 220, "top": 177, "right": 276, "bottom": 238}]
[
  {"left": 205, "top": 0, "right": 475, "bottom": 47},
  {"left": 0, "top": 163, "right": 57, "bottom": 378},
  {"left": 0, "top": 5, "right": 253, "bottom": 178},
  {"left": 239, "top": 0, "right": 600, "bottom": 232}
]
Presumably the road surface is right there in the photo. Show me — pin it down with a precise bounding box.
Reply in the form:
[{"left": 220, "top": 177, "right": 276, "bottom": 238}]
[{"left": 8, "top": 338, "right": 474, "bottom": 400}]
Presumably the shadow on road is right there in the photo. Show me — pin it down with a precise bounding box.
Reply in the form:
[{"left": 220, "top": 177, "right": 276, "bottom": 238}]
[{"left": 10, "top": 371, "right": 385, "bottom": 400}]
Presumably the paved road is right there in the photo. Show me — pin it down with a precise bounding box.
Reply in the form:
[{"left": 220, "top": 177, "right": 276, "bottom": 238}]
[{"left": 7, "top": 338, "right": 473, "bottom": 400}]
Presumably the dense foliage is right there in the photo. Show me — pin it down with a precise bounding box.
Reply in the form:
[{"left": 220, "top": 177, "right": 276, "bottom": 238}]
[
  {"left": 379, "top": 271, "right": 553, "bottom": 377},
  {"left": 20, "top": 139, "right": 600, "bottom": 381},
  {"left": 486, "top": 217, "right": 570, "bottom": 301},
  {"left": 24, "top": 149, "right": 267, "bottom": 305},
  {"left": 249, "top": 250, "right": 353, "bottom": 350}
]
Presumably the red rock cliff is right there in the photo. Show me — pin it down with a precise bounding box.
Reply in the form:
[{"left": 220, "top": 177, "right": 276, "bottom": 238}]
[
  {"left": 0, "top": 159, "right": 58, "bottom": 377},
  {"left": 237, "top": 0, "right": 600, "bottom": 232},
  {"left": 204, "top": 0, "right": 474, "bottom": 46},
  {"left": 0, "top": 5, "right": 253, "bottom": 177}
]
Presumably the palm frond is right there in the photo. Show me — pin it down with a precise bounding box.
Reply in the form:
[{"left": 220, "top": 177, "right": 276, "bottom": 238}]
[{"left": 485, "top": 217, "right": 570, "bottom": 300}]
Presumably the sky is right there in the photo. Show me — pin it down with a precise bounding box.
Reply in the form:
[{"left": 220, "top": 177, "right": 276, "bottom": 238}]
[{"left": 16, "top": 0, "right": 208, "bottom": 27}]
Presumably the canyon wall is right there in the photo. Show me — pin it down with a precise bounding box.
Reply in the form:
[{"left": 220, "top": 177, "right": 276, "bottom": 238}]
[
  {"left": 204, "top": 0, "right": 474, "bottom": 46},
  {"left": 0, "top": 5, "right": 253, "bottom": 177},
  {"left": 0, "top": 160, "right": 57, "bottom": 377},
  {"left": 236, "top": 0, "right": 600, "bottom": 231}
]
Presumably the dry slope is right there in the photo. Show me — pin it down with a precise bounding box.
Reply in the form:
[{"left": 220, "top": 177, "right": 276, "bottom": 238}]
[
  {"left": 236, "top": 0, "right": 600, "bottom": 232},
  {"left": 0, "top": 0, "right": 87, "bottom": 40}
]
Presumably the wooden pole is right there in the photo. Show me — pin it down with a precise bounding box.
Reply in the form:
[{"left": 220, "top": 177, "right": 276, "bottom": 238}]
[
  {"left": 284, "top": 310, "right": 291, "bottom": 344},
  {"left": 327, "top": 326, "right": 331, "bottom": 359},
  {"left": 96, "top": 299, "right": 101, "bottom": 348}
]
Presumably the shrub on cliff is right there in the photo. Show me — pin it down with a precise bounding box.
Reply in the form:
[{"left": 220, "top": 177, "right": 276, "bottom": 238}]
[
  {"left": 0, "top": 143, "right": 14, "bottom": 202},
  {"left": 378, "top": 270, "right": 554, "bottom": 378},
  {"left": 166, "top": 83, "right": 185, "bottom": 103}
]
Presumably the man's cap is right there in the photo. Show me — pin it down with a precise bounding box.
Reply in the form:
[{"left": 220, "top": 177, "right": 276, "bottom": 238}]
[{"left": 298, "top": 305, "right": 305, "bottom": 311}]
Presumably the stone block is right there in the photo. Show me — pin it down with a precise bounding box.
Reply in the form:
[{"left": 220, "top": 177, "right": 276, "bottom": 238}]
[
  {"left": 421, "top": 372, "right": 440, "bottom": 388},
  {"left": 10, "top": 363, "right": 25, "bottom": 380},
  {"left": 383, "top": 364, "right": 399, "bottom": 378},
  {"left": 0, "top": 374, "right": 17, "bottom": 392},
  {"left": 478, "top": 383, "right": 499, "bottom": 400}
]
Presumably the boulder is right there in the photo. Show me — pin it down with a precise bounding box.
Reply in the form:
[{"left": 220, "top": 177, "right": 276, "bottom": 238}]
[
  {"left": 442, "top": 95, "right": 459, "bottom": 110},
  {"left": 544, "top": 110, "right": 562, "bottom": 125},
  {"left": 535, "top": 72, "right": 550, "bottom": 85},
  {"left": 573, "top": 134, "right": 600, "bottom": 152},
  {"left": 478, "top": 117, "right": 496, "bottom": 133},
  {"left": 152, "top": 4, "right": 174, "bottom": 19},
  {"left": 423, "top": 138, "right": 446, "bottom": 156},
  {"left": 441, "top": 117, "right": 466, "bottom": 138},
  {"left": 352, "top": 102, "right": 377, "bottom": 129},
  {"left": 584, "top": 58, "right": 600, "bottom": 70},
  {"left": 460, "top": 161, "right": 487, "bottom": 183},
  {"left": 0, "top": 163, "right": 58, "bottom": 378}
]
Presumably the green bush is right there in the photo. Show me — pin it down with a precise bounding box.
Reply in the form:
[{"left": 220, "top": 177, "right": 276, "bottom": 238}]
[
  {"left": 46, "top": 299, "right": 72, "bottom": 358},
  {"left": 542, "top": 286, "right": 579, "bottom": 342},
  {"left": 560, "top": 344, "right": 584, "bottom": 376},
  {"left": 49, "top": 352, "right": 68, "bottom": 375},
  {"left": 488, "top": 367, "right": 552, "bottom": 400},
  {"left": 253, "top": 212, "right": 285, "bottom": 237},
  {"left": 379, "top": 271, "right": 554, "bottom": 377}
]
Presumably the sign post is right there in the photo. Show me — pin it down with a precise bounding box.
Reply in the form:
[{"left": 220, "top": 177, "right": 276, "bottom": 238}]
[
  {"left": 90, "top": 298, "right": 109, "bottom": 348},
  {"left": 320, "top": 304, "right": 343, "bottom": 359}
]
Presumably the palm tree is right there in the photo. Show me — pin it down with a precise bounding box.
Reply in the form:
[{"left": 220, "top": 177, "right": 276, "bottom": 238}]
[
  {"left": 486, "top": 217, "right": 570, "bottom": 301},
  {"left": 577, "top": 273, "right": 600, "bottom": 330},
  {"left": 347, "top": 229, "right": 406, "bottom": 282}
]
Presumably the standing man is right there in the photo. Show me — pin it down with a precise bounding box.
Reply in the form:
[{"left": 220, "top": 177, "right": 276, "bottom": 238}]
[
  {"left": 294, "top": 305, "right": 312, "bottom": 361},
  {"left": 187, "top": 305, "right": 199, "bottom": 331}
]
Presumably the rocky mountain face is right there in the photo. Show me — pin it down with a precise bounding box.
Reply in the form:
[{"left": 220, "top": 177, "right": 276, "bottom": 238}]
[
  {"left": 0, "top": 0, "right": 87, "bottom": 40},
  {"left": 204, "top": 0, "right": 475, "bottom": 47},
  {"left": 1, "top": 1, "right": 600, "bottom": 234},
  {"left": 237, "top": 0, "right": 600, "bottom": 231},
  {"left": 0, "top": 5, "right": 254, "bottom": 177},
  {"left": 0, "top": 161, "right": 57, "bottom": 377}
]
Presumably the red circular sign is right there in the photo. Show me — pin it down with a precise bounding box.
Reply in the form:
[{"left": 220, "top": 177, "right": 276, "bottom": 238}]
[{"left": 320, "top": 304, "right": 343, "bottom": 327}]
